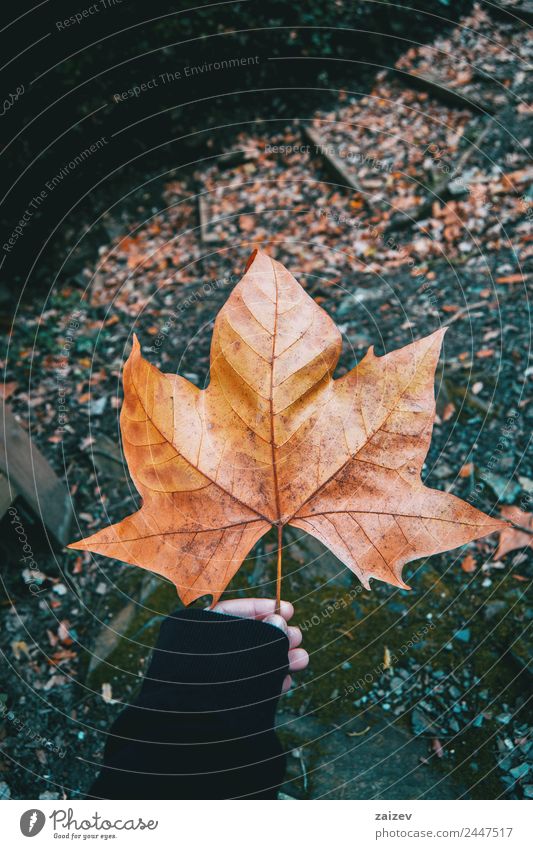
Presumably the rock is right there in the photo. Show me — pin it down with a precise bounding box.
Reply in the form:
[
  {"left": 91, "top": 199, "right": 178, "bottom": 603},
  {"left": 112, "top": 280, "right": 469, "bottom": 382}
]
[
  {"left": 88, "top": 433, "right": 126, "bottom": 480},
  {"left": 509, "top": 763, "right": 530, "bottom": 780},
  {"left": 454, "top": 628, "right": 471, "bottom": 643},
  {"left": 336, "top": 285, "right": 388, "bottom": 316},
  {"left": 481, "top": 472, "right": 521, "bottom": 505},
  {"left": 85, "top": 573, "right": 160, "bottom": 680},
  {"left": 277, "top": 711, "right": 466, "bottom": 799},
  {"left": 484, "top": 601, "right": 506, "bottom": 620},
  {"left": 89, "top": 396, "right": 107, "bottom": 416}
]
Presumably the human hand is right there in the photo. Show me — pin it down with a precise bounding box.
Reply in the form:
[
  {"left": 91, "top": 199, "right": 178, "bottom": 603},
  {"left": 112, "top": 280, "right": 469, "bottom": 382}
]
[{"left": 211, "top": 598, "right": 309, "bottom": 693}]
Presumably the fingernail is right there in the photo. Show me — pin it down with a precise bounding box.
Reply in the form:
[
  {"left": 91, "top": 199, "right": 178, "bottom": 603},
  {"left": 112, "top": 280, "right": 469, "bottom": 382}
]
[{"left": 264, "top": 613, "right": 287, "bottom": 633}]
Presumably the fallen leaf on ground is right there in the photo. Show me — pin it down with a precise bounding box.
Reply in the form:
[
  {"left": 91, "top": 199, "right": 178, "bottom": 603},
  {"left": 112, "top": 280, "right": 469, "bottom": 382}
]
[
  {"left": 494, "top": 507, "right": 533, "bottom": 559},
  {"left": 11, "top": 641, "right": 31, "bottom": 660},
  {"left": 432, "top": 738, "right": 444, "bottom": 758},
  {"left": 442, "top": 402, "right": 456, "bottom": 422},
  {"left": 0, "top": 382, "right": 17, "bottom": 400},
  {"left": 460, "top": 553, "right": 477, "bottom": 573},
  {"left": 69, "top": 250, "right": 507, "bottom": 605},
  {"left": 496, "top": 274, "right": 525, "bottom": 284},
  {"left": 239, "top": 214, "right": 255, "bottom": 232}
]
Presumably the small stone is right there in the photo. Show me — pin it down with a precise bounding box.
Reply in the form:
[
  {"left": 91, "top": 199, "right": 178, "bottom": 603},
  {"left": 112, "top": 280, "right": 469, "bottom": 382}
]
[
  {"left": 0, "top": 782, "right": 11, "bottom": 800},
  {"left": 412, "top": 709, "right": 432, "bottom": 735},
  {"left": 454, "top": 628, "right": 470, "bottom": 643},
  {"left": 484, "top": 601, "right": 506, "bottom": 620},
  {"left": 89, "top": 396, "right": 107, "bottom": 416},
  {"left": 510, "top": 763, "right": 530, "bottom": 780}
]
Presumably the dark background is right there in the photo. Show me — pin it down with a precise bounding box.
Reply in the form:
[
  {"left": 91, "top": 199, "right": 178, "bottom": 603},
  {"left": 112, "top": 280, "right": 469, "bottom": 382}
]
[{"left": 0, "top": 0, "right": 471, "bottom": 315}]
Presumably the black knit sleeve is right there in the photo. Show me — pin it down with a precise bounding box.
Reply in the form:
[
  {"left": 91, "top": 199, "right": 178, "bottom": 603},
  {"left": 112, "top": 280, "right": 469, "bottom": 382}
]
[{"left": 89, "top": 608, "right": 289, "bottom": 800}]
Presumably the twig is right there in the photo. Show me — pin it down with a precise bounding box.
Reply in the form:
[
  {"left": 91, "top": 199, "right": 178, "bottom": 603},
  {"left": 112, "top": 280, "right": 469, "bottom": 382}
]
[
  {"left": 89, "top": 448, "right": 123, "bottom": 464},
  {"left": 346, "top": 726, "right": 371, "bottom": 737},
  {"left": 442, "top": 300, "right": 488, "bottom": 327}
]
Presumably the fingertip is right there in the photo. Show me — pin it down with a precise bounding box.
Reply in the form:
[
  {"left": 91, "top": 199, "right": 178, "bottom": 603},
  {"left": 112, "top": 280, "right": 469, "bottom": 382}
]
[
  {"left": 282, "top": 675, "right": 292, "bottom": 694},
  {"left": 264, "top": 613, "right": 288, "bottom": 635},
  {"left": 288, "top": 625, "right": 303, "bottom": 649},
  {"left": 279, "top": 600, "right": 294, "bottom": 622},
  {"left": 288, "top": 647, "right": 309, "bottom": 672}
]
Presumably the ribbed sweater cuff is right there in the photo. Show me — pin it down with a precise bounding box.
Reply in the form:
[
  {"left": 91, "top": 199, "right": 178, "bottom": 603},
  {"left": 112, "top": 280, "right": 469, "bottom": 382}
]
[{"left": 135, "top": 608, "right": 289, "bottom": 732}]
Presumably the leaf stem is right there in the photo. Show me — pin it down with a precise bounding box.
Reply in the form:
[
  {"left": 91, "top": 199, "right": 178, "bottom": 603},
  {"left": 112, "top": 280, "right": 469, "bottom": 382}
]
[{"left": 275, "top": 525, "right": 283, "bottom": 615}]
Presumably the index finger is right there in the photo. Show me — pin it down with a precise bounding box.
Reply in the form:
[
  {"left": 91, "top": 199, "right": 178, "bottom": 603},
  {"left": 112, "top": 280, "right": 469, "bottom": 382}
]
[{"left": 211, "top": 598, "right": 294, "bottom": 622}]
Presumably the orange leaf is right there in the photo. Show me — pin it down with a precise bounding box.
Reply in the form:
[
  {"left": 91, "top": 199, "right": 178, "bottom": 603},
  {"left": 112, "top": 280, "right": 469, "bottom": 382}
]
[
  {"left": 495, "top": 274, "right": 525, "bottom": 285},
  {"left": 68, "top": 251, "right": 507, "bottom": 606},
  {"left": 239, "top": 214, "right": 255, "bottom": 232},
  {"left": 432, "top": 737, "right": 444, "bottom": 758},
  {"left": 442, "top": 402, "right": 456, "bottom": 422},
  {"left": 0, "top": 381, "right": 17, "bottom": 400}
]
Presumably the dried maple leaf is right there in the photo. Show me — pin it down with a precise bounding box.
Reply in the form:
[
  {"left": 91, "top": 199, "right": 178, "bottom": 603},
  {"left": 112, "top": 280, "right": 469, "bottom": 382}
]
[
  {"left": 494, "top": 507, "right": 533, "bottom": 560},
  {"left": 68, "top": 250, "right": 506, "bottom": 605}
]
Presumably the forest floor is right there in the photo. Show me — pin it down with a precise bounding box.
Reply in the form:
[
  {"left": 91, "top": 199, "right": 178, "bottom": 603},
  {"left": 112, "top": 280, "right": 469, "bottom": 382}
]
[{"left": 0, "top": 2, "right": 531, "bottom": 800}]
